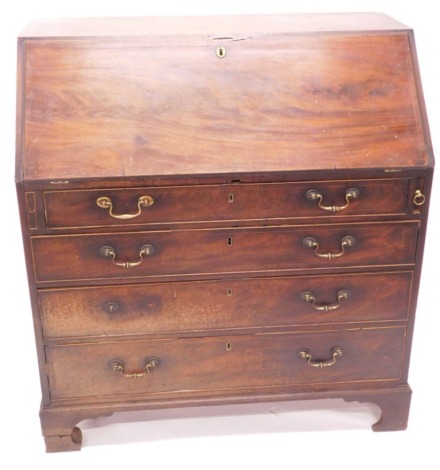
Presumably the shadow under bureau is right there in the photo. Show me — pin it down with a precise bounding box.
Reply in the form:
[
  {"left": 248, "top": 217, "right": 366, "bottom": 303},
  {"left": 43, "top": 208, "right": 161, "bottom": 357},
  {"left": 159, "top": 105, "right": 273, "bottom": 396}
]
[{"left": 15, "top": 13, "right": 434, "bottom": 451}]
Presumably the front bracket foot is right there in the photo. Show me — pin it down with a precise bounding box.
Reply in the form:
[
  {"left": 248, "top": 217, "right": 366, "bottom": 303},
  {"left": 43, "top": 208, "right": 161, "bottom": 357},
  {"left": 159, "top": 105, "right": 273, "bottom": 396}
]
[
  {"left": 344, "top": 385, "right": 412, "bottom": 432},
  {"left": 44, "top": 426, "right": 83, "bottom": 453}
]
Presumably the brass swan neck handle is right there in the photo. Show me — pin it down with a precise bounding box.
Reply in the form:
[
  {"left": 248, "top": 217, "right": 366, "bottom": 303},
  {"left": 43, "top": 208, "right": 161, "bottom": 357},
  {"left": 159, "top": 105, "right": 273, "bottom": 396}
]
[
  {"left": 99, "top": 244, "right": 155, "bottom": 268},
  {"left": 111, "top": 358, "right": 160, "bottom": 378},
  {"left": 96, "top": 195, "right": 154, "bottom": 220},
  {"left": 303, "top": 236, "right": 355, "bottom": 259},
  {"left": 301, "top": 290, "right": 349, "bottom": 312},
  {"left": 306, "top": 188, "right": 360, "bottom": 212},
  {"left": 298, "top": 348, "right": 343, "bottom": 368}
]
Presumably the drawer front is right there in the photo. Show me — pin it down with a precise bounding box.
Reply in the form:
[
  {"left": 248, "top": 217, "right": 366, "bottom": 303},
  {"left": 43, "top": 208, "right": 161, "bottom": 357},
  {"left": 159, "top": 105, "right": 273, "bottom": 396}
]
[
  {"left": 39, "top": 272, "right": 412, "bottom": 339},
  {"left": 43, "top": 178, "right": 410, "bottom": 229},
  {"left": 31, "top": 222, "right": 419, "bottom": 283},
  {"left": 46, "top": 327, "right": 406, "bottom": 401}
]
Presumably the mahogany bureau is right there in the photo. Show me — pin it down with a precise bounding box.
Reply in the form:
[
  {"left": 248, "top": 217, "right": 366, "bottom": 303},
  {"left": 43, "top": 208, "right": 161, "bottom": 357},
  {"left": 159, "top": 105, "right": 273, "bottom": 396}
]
[{"left": 15, "top": 13, "right": 434, "bottom": 451}]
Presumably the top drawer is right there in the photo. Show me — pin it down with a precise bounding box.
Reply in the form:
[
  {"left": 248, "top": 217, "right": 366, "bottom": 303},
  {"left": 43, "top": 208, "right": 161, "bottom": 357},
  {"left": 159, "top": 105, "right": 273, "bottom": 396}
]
[{"left": 43, "top": 179, "right": 410, "bottom": 229}]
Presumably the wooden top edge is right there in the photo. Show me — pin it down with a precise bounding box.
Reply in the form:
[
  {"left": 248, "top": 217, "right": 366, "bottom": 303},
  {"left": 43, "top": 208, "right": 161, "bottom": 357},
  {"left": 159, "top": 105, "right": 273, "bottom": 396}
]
[{"left": 18, "top": 13, "right": 410, "bottom": 39}]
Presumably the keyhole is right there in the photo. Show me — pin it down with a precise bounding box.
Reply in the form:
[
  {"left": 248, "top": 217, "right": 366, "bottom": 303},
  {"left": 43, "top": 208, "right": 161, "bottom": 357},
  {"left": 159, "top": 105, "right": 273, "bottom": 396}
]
[
  {"left": 227, "top": 288, "right": 233, "bottom": 296},
  {"left": 228, "top": 193, "right": 234, "bottom": 203},
  {"left": 216, "top": 46, "right": 226, "bottom": 58},
  {"left": 226, "top": 342, "right": 232, "bottom": 351},
  {"left": 106, "top": 301, "right": 119, "bottom": 313},
  {"left": 227, "top": 237, "right": 232, "bottom": 246}
]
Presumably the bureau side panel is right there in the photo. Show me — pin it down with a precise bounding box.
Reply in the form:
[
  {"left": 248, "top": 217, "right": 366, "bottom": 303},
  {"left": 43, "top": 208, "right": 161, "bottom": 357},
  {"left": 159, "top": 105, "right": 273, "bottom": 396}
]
[
  {"left": 398, "top": 168, "right": 434, "bottom": 382},
  {"left": 15, "top": 185, "right": 51, "bottom": 404}
]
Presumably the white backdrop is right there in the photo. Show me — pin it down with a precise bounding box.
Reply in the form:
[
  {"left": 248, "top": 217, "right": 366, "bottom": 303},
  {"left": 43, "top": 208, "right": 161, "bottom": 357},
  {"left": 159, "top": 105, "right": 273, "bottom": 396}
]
[{"left": 1, "top": 1, "right": 439, "bottom": 468}]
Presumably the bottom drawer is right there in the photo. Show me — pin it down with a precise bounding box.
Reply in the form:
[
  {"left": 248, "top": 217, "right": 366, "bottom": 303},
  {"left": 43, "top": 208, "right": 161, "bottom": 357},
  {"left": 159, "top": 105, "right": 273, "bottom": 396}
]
[{"left": 46, "top": 327, "right": 405, "bottom": 402}]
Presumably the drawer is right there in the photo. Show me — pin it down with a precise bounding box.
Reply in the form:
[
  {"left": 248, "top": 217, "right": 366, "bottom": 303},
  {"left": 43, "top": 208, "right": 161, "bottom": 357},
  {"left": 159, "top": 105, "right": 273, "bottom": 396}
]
[
  {"left": 46, "top": 326, "right": 406, "bottom": 401},
  {"left": 39, "top": 272, "right": 412, "bottom": 339},
  {"left": 31, "top": 221, "right": 419, "bottom": 283},
  {"left": 43, "top": 178, "right": 410, "bottom": 229}
]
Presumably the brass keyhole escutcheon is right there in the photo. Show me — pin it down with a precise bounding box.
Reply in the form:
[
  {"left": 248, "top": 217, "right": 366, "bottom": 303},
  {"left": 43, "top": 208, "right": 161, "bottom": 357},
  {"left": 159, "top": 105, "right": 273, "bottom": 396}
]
[{"left": 216, "top": 46, "right": 226, "bottom": 58}]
